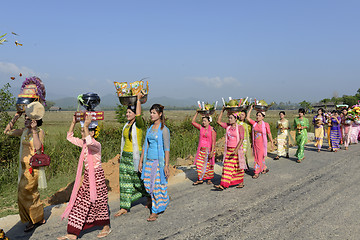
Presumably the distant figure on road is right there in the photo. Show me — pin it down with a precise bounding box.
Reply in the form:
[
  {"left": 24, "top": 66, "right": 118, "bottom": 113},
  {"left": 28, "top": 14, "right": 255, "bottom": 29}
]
[
  {"left": 115, "top": 93, "right": 149, "bottom": 217},
  {"left": 59, "top": 114, "right": 111, "bottom": 239},
  {"left": 329, "top": 110, "right": 341, "bottom": 152},
  {"left": 341, "top": 108, "right": 352, "bottom": 150},
  {"left": 313, "top": 108, "right": 326, "bottom": 152},
  {"left": 247, "top": 105, "right": 274, "bottom": 179},
  {"left": 139, "top": 104, "right": 170, "bottom": 222},
  {"left": 191, "top": 111, "right": 216, "bottom": 185},
  {"left": 274, "top": 111, "right": 290, "bottom": 159},
  {"left": 214, "top": 107, "right": 246, "bottom": 191},
  {"left": 293, "top": 108, "right": 309, "bottom": 163}
]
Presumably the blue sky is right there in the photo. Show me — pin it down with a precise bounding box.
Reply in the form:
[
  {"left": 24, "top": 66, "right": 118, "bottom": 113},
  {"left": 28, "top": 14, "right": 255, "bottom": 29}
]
[{"left": 1, "top": 0, "right": 359, "bottom": 104}]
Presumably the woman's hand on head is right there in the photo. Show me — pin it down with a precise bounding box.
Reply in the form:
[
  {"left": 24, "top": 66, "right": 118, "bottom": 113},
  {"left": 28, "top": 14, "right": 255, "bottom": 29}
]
[{"left": 84, "top": 113, "right": 92, "bottom": 127}]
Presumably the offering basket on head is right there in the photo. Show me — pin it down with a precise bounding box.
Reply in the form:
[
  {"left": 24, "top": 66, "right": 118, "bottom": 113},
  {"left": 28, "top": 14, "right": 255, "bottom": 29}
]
[
  {"left": 119, "top": 95, "right": 148, "bottom": 106},
  {"left": 253, "top": 105, "right": 269, "bottom": 112},
  {"left": 16, "top": 77, "right": 46, "bottom": 113},
  {"left": 197, "top": 109, "right": 215, "bottom": 116},
  {"left": 75, "top": 92, "right": 104, "bottom": 122},
  {"left": 224, "top": 106, "right": 249, "bottom": 113},
  {"left": 114, "top": 80, "right": 149, "bottom": 106}
]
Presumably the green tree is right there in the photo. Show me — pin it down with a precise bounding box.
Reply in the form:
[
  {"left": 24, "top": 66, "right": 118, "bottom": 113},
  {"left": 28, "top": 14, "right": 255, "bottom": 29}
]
[
  {"left": 299, "top": 100, "right": 311, "bottom": 112},
  {"left": 115, "top": 104, "right": 127, "bottom": 124},
  {"left": 0, "top": 83, "right": 19, "bottom": 187}
]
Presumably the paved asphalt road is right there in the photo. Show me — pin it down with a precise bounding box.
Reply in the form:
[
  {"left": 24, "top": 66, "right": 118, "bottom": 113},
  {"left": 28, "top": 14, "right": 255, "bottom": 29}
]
[{"left": 2, "top": 142, "right": 360, "bottom": 240}]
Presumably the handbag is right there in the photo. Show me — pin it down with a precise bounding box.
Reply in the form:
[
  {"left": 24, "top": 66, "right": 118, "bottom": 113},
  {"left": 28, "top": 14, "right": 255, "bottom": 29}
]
[{"left": 30, "top": 145, "right": 51, "bottom": 167}]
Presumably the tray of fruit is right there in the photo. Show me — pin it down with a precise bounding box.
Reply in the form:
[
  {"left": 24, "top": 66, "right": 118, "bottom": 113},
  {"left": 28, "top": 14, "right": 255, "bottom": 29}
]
[
  {"left": 253, "top": 99, "right": 274, "bottom": 112},
  {"left": 223, "top": 98, "right": 250, "bottom": 112},
  {"left": 196, "top": 101, "right": 217, "bottom": 116}
]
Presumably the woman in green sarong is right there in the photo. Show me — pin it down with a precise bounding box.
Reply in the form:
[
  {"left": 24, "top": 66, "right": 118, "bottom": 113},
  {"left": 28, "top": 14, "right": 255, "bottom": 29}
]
[
  {"left": 236, "top": 110, "right": 251, "bottom": 170},
  {"left": 115, "top": 93, "right": 149, "bottom": 217},
  {"left": 293, "top": 108, "right": 309, "bottom": 163}
]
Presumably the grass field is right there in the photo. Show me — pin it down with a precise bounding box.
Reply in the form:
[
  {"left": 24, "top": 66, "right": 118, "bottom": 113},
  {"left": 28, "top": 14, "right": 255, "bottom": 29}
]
[{"left": 0, "top": 109, "right": 311, "bottom": 218}]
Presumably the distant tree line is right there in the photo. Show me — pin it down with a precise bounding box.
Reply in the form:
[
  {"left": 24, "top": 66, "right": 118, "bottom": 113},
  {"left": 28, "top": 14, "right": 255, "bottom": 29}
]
[{"left": 320, "top": 88, "right": 360, "bottom": 107}]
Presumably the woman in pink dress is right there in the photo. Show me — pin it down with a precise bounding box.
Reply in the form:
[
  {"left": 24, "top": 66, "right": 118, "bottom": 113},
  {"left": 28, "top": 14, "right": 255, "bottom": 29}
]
[
  {"left": 214, "top": 108, "right": 246, "bottom": 190},
  {"left": 246, "top": 105, "right": 274, "bottom": 179},
  {"left": 191, "top": 111, "right": 216, "bottom": 185},
  {"left": 341, "top": 108, "right": 352, "bottom": 150}
]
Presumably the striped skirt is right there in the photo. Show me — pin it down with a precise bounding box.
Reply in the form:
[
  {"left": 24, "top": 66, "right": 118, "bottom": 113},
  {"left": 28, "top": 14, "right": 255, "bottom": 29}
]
[
  {"left": 119, "top": 152, "right": 148, "bottom": 210},
  {"left": 195, "top": 147, "right": 214, "bottom": 181},
  {"left": 220, "top": 147, "right": 244, "bottom": 188},
  {"left": 67, "top": 167, "right": 110, "bottom": 236},
  {"left": 143, "top": 159, "right": 169, "bottom": 214},
  {"left": 330, "top": 128, "right": 341, "bottom": 149}
]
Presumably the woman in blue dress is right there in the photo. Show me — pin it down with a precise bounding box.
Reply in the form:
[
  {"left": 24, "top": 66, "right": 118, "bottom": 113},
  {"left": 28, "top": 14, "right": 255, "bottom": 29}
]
[{"left": 139, "top": 104, "right": 170, "bottom": 221}]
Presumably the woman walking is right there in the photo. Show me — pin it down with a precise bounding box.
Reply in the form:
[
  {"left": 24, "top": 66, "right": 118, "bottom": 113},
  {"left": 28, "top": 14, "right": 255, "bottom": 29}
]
[
  {"left": 313, "top": 108, "right": 326, "bottom": 152},
  {"left": 274, "top": 111, "right": 289, "bottom": 159},
  {"left": 4, "top": 112, "right": 46, "bottom": 232},
  {"left": 293, "top": 108, "right": 309, "bottom": 163},
  {"left": 59, "top": 114, "right": 110, "bottom": 239},
  {"left": 329, "top": 110, "right": 341, "bottom": 152},
  {"left": 214, "top": 108, "right": 246, "bottom": 190},
  {"left": 139, "top": 104, "right": 170, "bottom": 221},
  {"left": 115, "top": 93, "right": 149, "bottom": 217},
  {"left": 342, "top": 108, "right": 352, "bottom": 150},
  {"left": 246, "top": 105, "right": 274, "bottom": 178},
  {"left": 236, "top": 110, "right": 252, "bottom": 169},
  {"left": 191, "top": 111, "right": 216, "bottom": 185}
]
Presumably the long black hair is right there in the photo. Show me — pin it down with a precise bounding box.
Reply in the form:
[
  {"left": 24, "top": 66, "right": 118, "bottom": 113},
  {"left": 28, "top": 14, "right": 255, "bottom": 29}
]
[
  {"left": 150, "top": 104, "right": 165, "bottom": 130},
  {"left": 127, "top": 105, "right": 136, "bottom": 141}
]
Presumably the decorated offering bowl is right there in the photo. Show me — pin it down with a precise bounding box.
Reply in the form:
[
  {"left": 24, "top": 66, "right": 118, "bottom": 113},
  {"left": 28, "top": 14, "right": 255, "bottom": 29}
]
[
  {"left": 254, "top": 105, "right": 269, "bottom": 112},
  {"left": 197, "top": 109, "right": 215, "bottom": 116},
  {"left": 224, "top": 106, "right": 248, "bottom": 113},
  {"left": 119, "top": 94, "right": 148, "bottom": 106}
]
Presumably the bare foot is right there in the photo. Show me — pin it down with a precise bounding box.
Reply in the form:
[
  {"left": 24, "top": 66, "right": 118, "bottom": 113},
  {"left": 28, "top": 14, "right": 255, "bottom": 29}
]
[{"left": 114, "top": 208, "right": 128, "bottom": 217}]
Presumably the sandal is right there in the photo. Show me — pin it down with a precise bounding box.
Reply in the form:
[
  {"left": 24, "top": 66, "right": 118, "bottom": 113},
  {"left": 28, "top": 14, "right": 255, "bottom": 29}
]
[
  {"left": 261, "top": 169, "right": 269, "bottom": 174},
  {"left": 147, "top": 213, "right": 158, "bottom": 222},
  {"left": 296, "top": 157, "right": 305, "bottom": 163},
  {"left": 213, "top": 185, "right": 225, "bottom": 191},
  {"left": 57, "top": 235, "right": 77, "bottom": 240},
  {"left": 97, "top": 228, "right": 112, "bottom": 238},
  {"left": 206, "top": 180, "right": 213, "bottom": 185},
  {"left": 24, "top": 219, "right": 45, "bottom": 232},
  {"left": 114, "top": 209, "right": 128, "bottom": 217},
  {"left": 274, "top": 156, "right": 280, "bottom": 160},
  {"left": 192, "top": 180, "right": 204, "bottom": 186},
  {"left": 236, "top": 183, "right": 244, "bottom": 188},
  {"left": 252, "top": 174, "right": 259, "bottom": 179}
]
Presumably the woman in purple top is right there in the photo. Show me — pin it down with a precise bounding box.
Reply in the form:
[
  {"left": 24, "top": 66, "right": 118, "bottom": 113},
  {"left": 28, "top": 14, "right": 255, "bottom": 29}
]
[{"left": 329, "top": 110, "right": 341, "bottom": 152}]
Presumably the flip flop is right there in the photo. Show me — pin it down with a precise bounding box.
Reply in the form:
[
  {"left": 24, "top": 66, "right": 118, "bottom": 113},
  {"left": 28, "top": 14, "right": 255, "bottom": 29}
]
[
  {"left": 261, "top": 169, "right": 269, "bottom": 174},
  {"left": 236, "top": 183, "right": 244, "bottom": 188},
  {"left": 274, "top": 156, "right": 280, "bottom": 160},
  {"left": 114, "top": 209, "right": 128, "bottom": 217},
  {"left": 57, "top": 235, "right": 77, "bottom": 240},
  {"left": 252, "top": 174, "right": 259, "bottom": 179},
  {"left": 213, "top": 185, "right": 225, "bottom": 191},
  {"left": 192, "top": 181, "right": 204, "bottom": 186},
  {"left": 97, "top": 229, "right": 112, "bottom": 238},
  {"left": 147, "top": 214, "right": 158, "bottom": 222},
  {"left": 206, "top": 180, "right": 213, "bottom": 185}
]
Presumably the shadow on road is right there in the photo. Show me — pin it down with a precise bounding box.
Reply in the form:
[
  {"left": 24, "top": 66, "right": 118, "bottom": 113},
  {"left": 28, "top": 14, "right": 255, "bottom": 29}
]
[{"left": 6, "top": 205, "right": 54, "bottom": 240}]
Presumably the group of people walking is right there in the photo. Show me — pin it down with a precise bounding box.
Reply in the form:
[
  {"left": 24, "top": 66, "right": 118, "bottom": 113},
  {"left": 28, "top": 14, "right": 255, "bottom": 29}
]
[
  {"left": 3, "top": 90, "right": 360, "bottom": 239},
  {"left": 191, "top": 106, "right": 360, "bottom": 193},
  {"left": 4, "top": 93, "right": 170, "bottom": 239}
]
